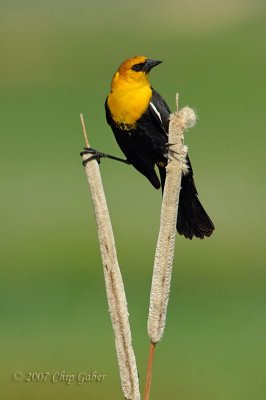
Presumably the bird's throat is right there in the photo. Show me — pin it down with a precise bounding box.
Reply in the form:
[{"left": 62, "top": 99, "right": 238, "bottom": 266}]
[{"left": 107, "top": 84, "right": 152, "bottom": 128}]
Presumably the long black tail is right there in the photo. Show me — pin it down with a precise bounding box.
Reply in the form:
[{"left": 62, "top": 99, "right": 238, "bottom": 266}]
[{"left": 158, "top": 159, "right": 215, "bottom": 239}]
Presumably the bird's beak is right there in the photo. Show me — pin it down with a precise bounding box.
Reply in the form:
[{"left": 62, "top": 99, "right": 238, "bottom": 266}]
[{"left": 144, "top": 59, "right": 163, "bottom": 72}]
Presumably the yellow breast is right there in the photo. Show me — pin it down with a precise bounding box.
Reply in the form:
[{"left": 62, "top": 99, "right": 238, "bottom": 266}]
[{"left": 107, "top": 84, "right": 152, "bottom": 127}]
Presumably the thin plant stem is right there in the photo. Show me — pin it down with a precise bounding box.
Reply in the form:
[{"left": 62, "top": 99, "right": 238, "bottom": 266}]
[{"left": 144, "top": 342, "right": 156, "bottom": 400}]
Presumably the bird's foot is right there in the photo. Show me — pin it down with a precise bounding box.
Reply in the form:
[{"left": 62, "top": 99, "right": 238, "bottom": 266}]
[
  {"left": 80, "top": 147, "right": 105, "bottom": 166},
  {"left": 165, "top": 143, "right": 189, "bottom": 174},
  {"left": 80, "top": 147, "right": 130, "bottom": 167}
]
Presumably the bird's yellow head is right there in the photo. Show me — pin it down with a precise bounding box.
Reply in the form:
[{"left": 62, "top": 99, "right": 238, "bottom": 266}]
[{"left": 111, "top": 56, "right": 162, "bottom": 90}]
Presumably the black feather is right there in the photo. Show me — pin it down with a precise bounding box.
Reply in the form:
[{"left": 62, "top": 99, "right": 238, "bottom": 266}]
[{"left": 105, "top": 88, "right": 215, "bottom": 239}]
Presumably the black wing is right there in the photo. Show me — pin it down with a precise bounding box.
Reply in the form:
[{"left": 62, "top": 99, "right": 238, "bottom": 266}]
[{"left": 149, "top": 87, "right": 171, "bottom": 135}]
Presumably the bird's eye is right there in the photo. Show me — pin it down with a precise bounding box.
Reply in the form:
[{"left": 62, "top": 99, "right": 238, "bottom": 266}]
[{"left": 132, "top": 63, "right": 143, "bottom": 72}]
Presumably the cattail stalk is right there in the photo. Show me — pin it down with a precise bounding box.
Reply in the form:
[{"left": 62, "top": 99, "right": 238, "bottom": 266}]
[
  {"left": 80, "top": 114, "right": 140, "bottom": 400},
  {"left": 145, "top": 96, "right": 196, "bottom": 400}
]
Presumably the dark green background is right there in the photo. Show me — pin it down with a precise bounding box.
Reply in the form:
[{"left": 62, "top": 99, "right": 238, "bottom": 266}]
[{"left": 1, "top": 1, "right": 266, "bottom": 399}]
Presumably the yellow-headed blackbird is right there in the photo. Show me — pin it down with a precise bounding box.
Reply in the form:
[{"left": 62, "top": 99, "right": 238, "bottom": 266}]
[{"left": 82, "top": 56, "right": 214, "bottom": 239}]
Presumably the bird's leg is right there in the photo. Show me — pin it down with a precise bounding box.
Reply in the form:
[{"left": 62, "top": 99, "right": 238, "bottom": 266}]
[{"left": 80, "top": 147, "right": 131, "bottom": 167}]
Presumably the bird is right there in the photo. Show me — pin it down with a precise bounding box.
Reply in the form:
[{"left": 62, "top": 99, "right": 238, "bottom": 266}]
[{"left": 82, "top": 56, "right": 215, "bottom": 239}]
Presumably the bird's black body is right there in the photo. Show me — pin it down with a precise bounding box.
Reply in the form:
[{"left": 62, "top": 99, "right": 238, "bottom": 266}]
[
  {"left": 105, "top": 88, "right": 214, "bottom": 239},
  {"left": 105, "top": 89, "right": 168, "bottom": 189}
]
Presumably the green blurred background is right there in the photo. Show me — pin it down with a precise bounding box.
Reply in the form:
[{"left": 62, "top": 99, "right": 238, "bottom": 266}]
[{"left": 1, "top": 0, "right": 266, "bottom": 399}]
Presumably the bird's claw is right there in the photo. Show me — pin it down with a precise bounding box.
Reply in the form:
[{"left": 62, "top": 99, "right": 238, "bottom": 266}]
[
  {"left": 165, "top": 142, "right": 177, "bottom": 148},
  {"left": 80, "top": 147, "right": 130, "bottom": 166},
  {"left": 80, "top": 147, "right": 104, "bottom": 166},
  {"left": 164, "top": 142, "right": 180, "bottom": 159},
  {"left": 164, "top": 143, "right": 189, "bottom": 173}
]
